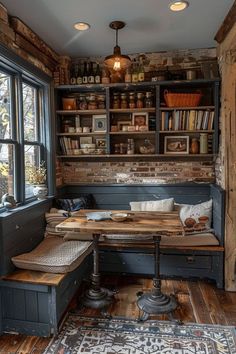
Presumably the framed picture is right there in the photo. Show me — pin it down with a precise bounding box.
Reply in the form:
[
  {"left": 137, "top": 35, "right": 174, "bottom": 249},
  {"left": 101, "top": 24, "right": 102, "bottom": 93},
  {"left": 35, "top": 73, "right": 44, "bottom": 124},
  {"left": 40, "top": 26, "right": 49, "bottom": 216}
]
[
  {"left": 164, "top": 136, "right": 189, "bottom": 154},
  {"left": 92, "top": 115, "right": 107, "bottom": 132},
  {"left": 96, "top": 138, "right": 107, "bottom": 148},
  {"left": 117, "top": 120, "right": 131, "bottom": 131},
  {"left": 132, "top": 112, "right": 148, "bottom": 128},
  {"left": 80, "top": 136, "right": 92, "bottom": 145}
]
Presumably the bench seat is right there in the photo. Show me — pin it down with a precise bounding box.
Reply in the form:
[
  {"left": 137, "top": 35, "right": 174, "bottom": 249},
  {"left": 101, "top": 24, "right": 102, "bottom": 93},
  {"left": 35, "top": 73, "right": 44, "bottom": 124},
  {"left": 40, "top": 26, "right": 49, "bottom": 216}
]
[{"left": 0, "top": 257, "right": 92, "bottom": 337}]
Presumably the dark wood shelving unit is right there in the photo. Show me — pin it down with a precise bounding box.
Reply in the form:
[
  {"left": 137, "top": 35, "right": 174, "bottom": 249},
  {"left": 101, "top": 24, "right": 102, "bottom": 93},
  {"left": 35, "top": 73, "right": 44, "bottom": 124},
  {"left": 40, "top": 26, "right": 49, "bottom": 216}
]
[{"left": 55, "top": 79, "right": 220, "bottom": 160}]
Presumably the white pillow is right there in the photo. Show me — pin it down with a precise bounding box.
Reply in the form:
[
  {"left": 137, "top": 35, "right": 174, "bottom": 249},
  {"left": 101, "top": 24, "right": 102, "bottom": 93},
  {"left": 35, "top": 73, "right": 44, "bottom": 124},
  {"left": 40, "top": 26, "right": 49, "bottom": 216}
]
[
  {"left": 178, "top": 199, "right": 213, "bottom": 233},
  {"left": 129, "top": 198, "right": 174, "bottom": 212}
]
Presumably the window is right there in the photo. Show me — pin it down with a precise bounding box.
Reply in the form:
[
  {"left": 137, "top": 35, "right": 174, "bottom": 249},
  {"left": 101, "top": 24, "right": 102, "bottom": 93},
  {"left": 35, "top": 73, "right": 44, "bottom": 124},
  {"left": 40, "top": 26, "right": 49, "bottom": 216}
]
[{"left": 0, "top": 48, "right": 52, "bottom": 210}]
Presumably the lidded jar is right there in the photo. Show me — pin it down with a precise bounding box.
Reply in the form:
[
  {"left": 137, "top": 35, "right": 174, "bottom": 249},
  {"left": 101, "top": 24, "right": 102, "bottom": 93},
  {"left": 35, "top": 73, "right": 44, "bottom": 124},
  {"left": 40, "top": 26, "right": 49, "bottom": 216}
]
[
  {"left": 120, "top": 93, "right": 128, "bottom": 109},
  {"left": 112, "top": 92, "right": 120, "bottom": 109},
  {"left": 145, "top": 91, "right": 153, "bottom": 108},
  {"left": 136, "top": 92, "right": 144, "bottom": 108},
  {"left": 129, "top": 92, "right": 136, "bottom": 109}
]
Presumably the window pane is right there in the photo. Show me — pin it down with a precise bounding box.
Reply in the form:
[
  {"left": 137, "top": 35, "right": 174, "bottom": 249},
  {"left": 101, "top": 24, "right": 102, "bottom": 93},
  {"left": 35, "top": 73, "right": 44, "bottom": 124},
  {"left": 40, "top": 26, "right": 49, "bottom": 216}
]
[
  {"left": 0, "top": 144, "right": 14, "bottom": 201},
  {"left": 0, "top": 71, "right": 12, "bottom": 139},
  {"left": 23, "top": 83, "right": 37, "bottom": 141},
  {"left": 25, "top": 145, "right": 40, "bottom": 198}
]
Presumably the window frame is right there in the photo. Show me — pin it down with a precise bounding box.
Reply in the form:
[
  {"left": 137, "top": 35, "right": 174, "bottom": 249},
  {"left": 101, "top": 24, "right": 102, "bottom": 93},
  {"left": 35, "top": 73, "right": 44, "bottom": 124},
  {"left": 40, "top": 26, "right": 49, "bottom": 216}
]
[{"left": 0, "top": 44, "right": 55, "bottom": 212}]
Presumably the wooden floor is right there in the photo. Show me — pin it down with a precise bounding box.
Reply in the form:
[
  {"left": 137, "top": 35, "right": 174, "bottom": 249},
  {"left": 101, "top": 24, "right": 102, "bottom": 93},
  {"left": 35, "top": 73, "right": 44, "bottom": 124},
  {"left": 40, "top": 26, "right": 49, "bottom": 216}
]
[{"left": 0, "top": 276, "right": 235, "bottom": 353}]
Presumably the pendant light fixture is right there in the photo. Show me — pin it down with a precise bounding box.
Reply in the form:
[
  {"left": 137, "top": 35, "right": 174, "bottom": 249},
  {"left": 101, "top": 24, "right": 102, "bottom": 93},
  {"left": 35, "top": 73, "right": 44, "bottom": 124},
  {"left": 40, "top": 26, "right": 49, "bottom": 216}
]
[{"left": 104, "top": 21, "right": 131, "bottom": 71}]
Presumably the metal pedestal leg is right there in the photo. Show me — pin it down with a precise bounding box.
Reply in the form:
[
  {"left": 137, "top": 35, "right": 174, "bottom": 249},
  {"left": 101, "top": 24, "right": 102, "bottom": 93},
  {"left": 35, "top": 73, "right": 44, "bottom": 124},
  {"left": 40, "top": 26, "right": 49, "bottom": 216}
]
[
  {"left": 81, "top": 233, "right": 114, "bottom": 313},
  {"left": 137, "top": 235, "right": 177, "bottom": 321}
]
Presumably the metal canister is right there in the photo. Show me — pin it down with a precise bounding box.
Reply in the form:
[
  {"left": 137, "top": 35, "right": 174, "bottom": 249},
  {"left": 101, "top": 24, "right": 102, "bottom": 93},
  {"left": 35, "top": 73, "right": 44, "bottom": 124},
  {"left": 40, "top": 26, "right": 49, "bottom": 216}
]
[{"left": 200, "top": 133, "right": 208, "bottom": 154}]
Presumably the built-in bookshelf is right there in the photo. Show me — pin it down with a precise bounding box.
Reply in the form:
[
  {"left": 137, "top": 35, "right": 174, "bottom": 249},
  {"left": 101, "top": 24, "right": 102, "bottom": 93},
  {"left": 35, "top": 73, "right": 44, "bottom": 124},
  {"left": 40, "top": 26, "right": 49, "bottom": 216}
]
[{"left": 55, "top": 79, "right": 220, "bottom": 159}]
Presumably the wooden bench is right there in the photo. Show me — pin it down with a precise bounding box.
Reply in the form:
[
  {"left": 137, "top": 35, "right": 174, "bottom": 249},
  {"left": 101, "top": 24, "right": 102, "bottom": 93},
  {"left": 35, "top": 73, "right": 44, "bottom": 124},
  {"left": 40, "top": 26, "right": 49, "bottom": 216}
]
[
  {"left": 58, "top": 182, "right": 225, "bottom": 289},
  {"left": 0, "top": 199, "right": 92, "bottom": 337},
  {"left": 0, "top": 261, "right": 91, "bottom": 336}
]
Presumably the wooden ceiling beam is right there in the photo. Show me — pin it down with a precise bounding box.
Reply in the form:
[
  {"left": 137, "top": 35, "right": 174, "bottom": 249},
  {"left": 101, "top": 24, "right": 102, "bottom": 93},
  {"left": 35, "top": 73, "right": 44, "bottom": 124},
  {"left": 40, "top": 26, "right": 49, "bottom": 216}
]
[{"left": 215, "top": 1, "right": 236, "bottom": 43}]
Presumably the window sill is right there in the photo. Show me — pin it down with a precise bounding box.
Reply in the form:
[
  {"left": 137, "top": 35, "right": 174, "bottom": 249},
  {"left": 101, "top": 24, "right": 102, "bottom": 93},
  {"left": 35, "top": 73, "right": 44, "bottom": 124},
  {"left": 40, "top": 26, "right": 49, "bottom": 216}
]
[{"left": 0, "top": 196, "right": 54, "bottom": 218}]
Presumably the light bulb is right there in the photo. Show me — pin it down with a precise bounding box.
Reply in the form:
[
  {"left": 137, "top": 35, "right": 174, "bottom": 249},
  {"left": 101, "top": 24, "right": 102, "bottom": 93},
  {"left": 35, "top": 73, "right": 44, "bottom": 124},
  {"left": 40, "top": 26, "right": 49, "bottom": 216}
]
[{"left": 113, "top": 59, "right": 121, "bottom": 71}]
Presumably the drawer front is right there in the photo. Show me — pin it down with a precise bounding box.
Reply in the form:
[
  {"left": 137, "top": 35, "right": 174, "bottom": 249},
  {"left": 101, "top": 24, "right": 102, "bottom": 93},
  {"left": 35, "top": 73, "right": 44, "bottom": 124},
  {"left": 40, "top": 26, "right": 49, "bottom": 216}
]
[
  {"left": 100, "top": 251, "right": 213, "bottom": 276},
  {"left": 100, "top": 252, "right": 154, "bottom": 274}
]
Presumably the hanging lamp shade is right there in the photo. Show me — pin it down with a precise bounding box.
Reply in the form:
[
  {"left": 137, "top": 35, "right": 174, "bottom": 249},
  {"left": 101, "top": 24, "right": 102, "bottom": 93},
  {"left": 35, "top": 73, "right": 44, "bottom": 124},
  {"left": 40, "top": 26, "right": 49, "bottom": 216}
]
[{"left": 104, "top": 21, "right": 131, "bottom": 71}]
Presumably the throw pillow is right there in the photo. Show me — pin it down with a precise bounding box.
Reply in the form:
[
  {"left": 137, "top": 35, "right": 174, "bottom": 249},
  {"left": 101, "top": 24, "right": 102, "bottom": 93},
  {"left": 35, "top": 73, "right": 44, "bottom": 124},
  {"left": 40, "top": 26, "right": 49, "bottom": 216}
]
[
  {"left": 56, "top": 194, "right": 94, "bottom": 212},
  {"left": 178, "top": 199, "right": 213, "bottom": 233},
  {"left": 129, "top": 198, "right": 174, "bottom": 212}
]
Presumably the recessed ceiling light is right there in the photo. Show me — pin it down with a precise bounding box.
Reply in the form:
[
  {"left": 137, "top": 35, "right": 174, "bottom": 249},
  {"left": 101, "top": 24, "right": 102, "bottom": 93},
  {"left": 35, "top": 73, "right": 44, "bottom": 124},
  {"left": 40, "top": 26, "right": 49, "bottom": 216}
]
[
  {"left": 74, "top": 22, "right": 90, "bottom": 31},
  {"left": 169, "top": 1, "right": 189, "bottom": 12}
]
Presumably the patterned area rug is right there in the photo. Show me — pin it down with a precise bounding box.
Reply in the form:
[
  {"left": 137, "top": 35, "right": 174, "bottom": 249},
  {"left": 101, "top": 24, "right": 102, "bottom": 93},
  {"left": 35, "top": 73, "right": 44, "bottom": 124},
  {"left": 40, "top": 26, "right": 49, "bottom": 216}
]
[{"left": 44, "top": 315, "right": 236, "bottom": 354}]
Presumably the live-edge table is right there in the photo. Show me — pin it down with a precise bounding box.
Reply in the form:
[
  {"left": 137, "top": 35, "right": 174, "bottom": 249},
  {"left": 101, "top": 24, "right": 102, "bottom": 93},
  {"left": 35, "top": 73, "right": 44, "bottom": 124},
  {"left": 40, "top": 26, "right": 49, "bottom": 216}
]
[{"left": 56, "top": 209, "right": 184, "bottom": 320}]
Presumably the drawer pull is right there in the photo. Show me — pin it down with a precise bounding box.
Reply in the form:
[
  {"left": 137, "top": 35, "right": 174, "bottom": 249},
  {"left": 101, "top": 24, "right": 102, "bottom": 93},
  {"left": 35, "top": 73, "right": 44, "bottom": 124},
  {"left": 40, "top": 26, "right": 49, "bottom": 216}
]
[
  {"left": 15, "top": 225, "right": 21, "bottom": 231},
  {"left": 186, "top": 256, "right": 195, "bottom": 264}
]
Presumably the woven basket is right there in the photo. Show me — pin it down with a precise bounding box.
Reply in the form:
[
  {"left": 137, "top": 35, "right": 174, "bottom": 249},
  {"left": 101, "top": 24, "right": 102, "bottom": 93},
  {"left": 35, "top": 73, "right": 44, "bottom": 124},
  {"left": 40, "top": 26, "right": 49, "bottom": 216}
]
[{"left": 164, "top": 90, "right": 202, "bottom": 107}]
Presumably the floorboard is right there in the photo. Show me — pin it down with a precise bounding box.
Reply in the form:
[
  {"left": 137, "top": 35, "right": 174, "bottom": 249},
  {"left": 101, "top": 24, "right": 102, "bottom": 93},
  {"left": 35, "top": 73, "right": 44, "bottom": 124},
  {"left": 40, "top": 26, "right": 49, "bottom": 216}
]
[{"left": 0, "top": 276, "right": 235, "bottom": 353}]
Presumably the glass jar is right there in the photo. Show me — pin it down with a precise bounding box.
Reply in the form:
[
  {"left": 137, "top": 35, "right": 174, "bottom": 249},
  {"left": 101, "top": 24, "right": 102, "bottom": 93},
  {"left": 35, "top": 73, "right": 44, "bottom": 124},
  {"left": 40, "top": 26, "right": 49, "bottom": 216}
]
[
  {"left": 120, "top": 143, "right": 127, "bottom": 154},
  {"left": 145, "top": 91, "right": 153, "bottom": 108},
  {"left": 97, "top": 94, "right": 106, "bottom": 109},
  {"left": 127, "top": 138, "right": 135, "bottom": 155},
  {"left": 120, "top": 93, "right": 128, "bottom": 109},
  {"left": 101, "top": 68, "right": 110, "bottom": 84},
  {"left": 112, "top": 93, "right": 120, "bottom": 109},
  {"left": 87, "top": 94, "right": 97, "bottom": 110},
  {"left": 136, "top": 92, "right": 144, "bottom": 109},
  {"left": 78, "top": 94, "right": 88, "bottom": 110},
  {"left": 114, "top": 144, "right": 120, "bottom": 154},
  {"left": 129, "top": 92, "right": 136, "bottom": 109}
]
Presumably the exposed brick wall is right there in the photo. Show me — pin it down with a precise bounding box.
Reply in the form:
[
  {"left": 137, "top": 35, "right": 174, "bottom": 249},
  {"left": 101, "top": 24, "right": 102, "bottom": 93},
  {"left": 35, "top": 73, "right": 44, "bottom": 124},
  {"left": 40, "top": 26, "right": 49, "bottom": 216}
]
[{"left": 60, "top": 160, "right": 215, "bottom": 185}]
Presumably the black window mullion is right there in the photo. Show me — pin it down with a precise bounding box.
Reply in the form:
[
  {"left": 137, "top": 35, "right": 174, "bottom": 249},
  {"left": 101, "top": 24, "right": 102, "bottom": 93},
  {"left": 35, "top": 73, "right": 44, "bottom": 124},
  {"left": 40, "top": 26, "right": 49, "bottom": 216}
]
[{"left": 16, "top": 73, "right": 25, "bottom": 203}]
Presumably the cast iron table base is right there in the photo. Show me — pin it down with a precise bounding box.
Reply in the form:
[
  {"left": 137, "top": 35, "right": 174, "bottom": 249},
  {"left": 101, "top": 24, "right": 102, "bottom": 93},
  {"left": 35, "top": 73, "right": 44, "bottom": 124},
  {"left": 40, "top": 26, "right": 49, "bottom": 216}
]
[
  {"left": 81, "top": 233, "right": 115, "bottom": 316},
  {"left": 137, "top": 235, "right": 178, "bottom": 322}
]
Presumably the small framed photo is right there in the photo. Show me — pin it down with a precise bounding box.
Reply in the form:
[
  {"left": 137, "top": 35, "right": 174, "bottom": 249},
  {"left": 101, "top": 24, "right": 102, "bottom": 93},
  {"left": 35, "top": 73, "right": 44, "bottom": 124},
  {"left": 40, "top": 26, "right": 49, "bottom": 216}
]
[
  {"left": 117, "top": 120, "right": 131, "bottom": 131},
  {"left": 132, "top": 112, "right": 148, "bottom": 128},
  {"left": 164, "top": 136, "right": 189, "bottom": 154},
  {"left": 80, "top": 136, "right": 92, "bottom": 145},
  {"left": 92, "top": 115, "right": 107, "bottom": 132},
  {"left": 96, "top": 138, "right": 106, "bottom": 148}
]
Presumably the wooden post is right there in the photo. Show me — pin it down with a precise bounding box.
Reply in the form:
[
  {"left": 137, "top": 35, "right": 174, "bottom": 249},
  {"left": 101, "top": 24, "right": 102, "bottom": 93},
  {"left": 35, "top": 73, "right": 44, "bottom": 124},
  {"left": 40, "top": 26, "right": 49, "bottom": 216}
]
[{"left": 216, "top": 4, "right": 236, "bottom": 291}]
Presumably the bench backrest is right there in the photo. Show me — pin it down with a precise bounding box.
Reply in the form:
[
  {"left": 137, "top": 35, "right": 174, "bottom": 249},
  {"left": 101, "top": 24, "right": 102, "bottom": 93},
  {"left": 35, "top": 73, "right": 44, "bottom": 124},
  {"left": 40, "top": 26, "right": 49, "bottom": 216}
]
[{"left": 59, "top": 183, "right": 225, "bottom": 246}]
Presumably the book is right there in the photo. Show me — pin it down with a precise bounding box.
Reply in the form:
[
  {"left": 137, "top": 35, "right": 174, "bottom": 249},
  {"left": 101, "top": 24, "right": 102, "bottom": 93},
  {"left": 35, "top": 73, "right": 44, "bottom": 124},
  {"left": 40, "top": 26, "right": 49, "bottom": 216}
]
[{"left": 189, "top": 110, "right": 196, "bottom": 130}]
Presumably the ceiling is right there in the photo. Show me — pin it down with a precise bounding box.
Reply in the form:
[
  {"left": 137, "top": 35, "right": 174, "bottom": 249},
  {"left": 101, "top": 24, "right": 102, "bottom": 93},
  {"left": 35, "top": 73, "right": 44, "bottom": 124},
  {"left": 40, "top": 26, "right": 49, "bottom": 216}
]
[{"left": 1, "top": 0, "right": 234, "bottom": 58}]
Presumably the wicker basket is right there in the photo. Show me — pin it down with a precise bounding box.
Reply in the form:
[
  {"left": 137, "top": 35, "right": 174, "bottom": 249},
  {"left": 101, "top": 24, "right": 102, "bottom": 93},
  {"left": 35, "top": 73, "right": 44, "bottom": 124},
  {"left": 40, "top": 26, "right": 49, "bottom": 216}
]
[{"left": 164, "top": 90, "right": 202, "bottom": 107}]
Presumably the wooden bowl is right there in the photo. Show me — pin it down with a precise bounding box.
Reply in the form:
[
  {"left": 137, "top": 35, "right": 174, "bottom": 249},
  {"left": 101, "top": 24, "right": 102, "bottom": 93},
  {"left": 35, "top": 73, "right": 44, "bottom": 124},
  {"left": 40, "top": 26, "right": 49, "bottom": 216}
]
[{"left": 110, "top": 213, "right": 129, "bottom": 222}]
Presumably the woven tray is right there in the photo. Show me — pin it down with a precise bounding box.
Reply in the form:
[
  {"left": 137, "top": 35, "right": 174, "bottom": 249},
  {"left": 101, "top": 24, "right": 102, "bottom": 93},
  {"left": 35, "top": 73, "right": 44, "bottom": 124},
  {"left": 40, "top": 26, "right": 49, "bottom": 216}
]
[{"left": 164, "top": 90, "right": 202, "bottom": 107}]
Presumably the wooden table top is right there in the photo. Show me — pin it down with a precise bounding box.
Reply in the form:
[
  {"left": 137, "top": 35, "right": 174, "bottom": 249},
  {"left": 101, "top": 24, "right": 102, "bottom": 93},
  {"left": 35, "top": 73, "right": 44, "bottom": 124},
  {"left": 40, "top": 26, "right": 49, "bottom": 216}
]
[{"left": 56, "top": 210, "right": 184, "bottom": 236}]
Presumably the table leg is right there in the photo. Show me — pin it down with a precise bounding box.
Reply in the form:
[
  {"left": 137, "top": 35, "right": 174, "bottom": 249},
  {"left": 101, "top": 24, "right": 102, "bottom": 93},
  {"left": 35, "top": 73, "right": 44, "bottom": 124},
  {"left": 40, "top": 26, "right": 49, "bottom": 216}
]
[
  {"left": 137, "top": 235, "right": 178, "bottom": 321},
  {"left": 81, "top": 233, "right": 114, "bottom": 312}
]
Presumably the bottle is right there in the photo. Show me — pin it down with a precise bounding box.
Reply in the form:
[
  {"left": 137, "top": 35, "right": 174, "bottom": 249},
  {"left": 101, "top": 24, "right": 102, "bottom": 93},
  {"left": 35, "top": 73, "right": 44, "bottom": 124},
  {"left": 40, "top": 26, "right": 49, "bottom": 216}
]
[
  {"left": 82, "top": 62, "right": 88, "bottom": 84},
  {"left": 124, "top": 67, "right": 132, "bottom": 83},
  {"left": 76, "top": 64, "right": 83, "bottom": 85},
  {"left": 88, "top": 62, "right": 95, "bottom": 84},
  {"left": 131, "top": 59, "right": 138, "bottom": 83},
  {"left": 95, "top": 63, "right": 101, "bottom": 84},
  {"left": 70, "top": 65, "right": 76, "bottom": 85},
  {"left": 138, "top": 60, "right": 145, "bottom": 82}
]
